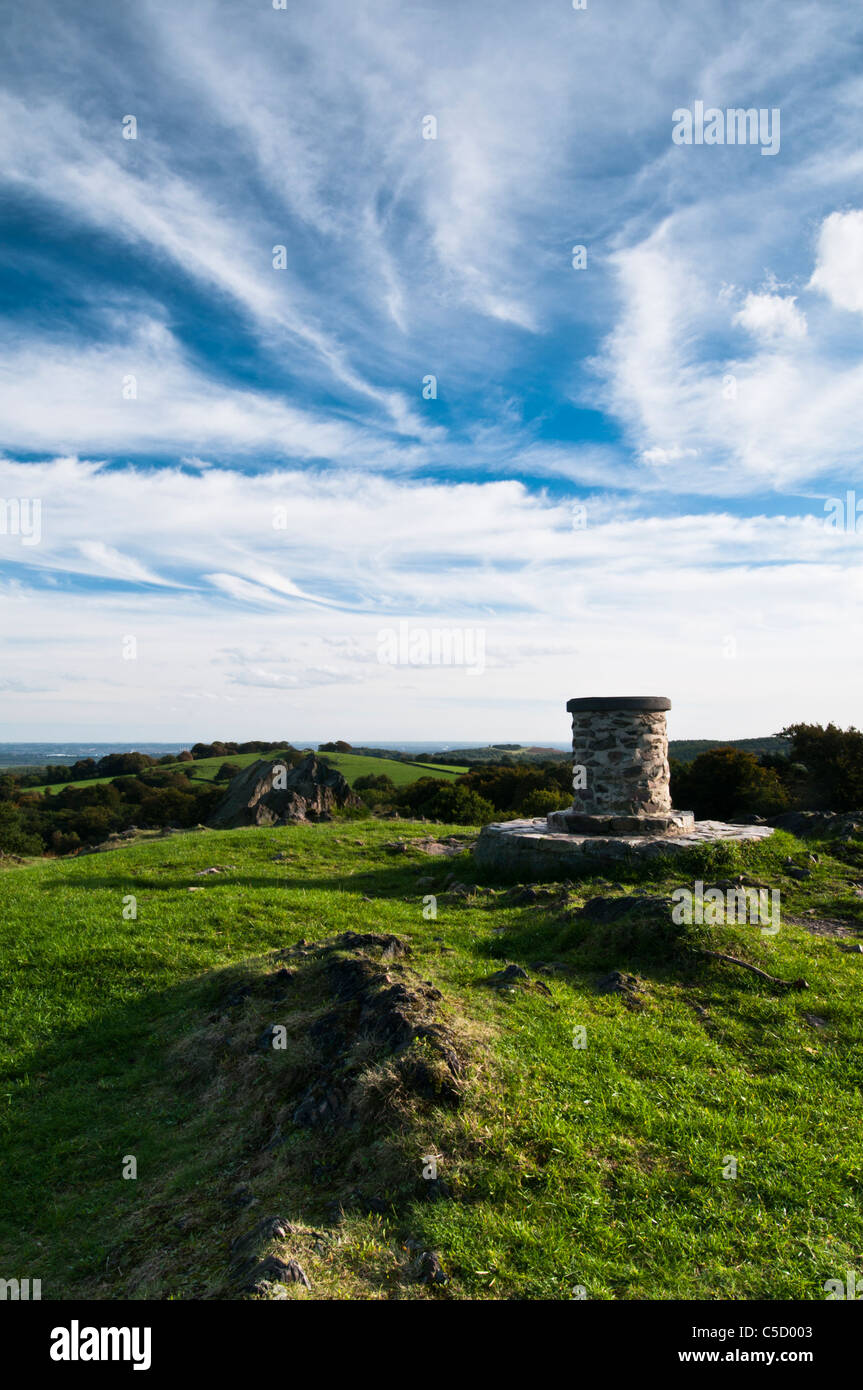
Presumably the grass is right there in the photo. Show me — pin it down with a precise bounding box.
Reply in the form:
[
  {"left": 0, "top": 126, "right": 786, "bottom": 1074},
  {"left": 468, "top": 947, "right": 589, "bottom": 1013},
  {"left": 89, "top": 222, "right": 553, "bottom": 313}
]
[
  {"left": 32, "top": 748, "right": 467, "bottom": 794},
  {"left": 316, "top": 750, "right": 467, "bottom": 785},
  {"left": 0, "top": 820, "right": 861, "bottom": 1299}
]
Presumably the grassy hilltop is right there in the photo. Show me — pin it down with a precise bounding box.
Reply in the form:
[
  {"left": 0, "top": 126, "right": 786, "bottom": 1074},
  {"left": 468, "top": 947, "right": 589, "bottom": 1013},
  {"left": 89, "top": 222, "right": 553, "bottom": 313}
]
[{"left": 1, "top": 817, "right": 862, "bottom": 1300}]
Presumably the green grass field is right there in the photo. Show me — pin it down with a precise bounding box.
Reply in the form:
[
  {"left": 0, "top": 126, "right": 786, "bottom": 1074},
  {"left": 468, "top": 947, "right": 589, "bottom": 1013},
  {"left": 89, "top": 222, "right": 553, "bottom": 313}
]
[
  {"left": 33, "top": 749, "right": 468, "bottom": 794},
  {"left": 1, "top": 820, "right": 861, "bottom": 1300},
  {"left": 317, "top": 751, "right": 467, "bottom": 785}
]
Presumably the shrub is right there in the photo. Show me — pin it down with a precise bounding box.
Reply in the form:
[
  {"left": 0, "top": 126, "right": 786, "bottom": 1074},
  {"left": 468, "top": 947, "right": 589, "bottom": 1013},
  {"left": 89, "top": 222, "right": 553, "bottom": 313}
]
[
  {"left": 520, "top": 787, "right": 571, "bottom": 817},
  {"left": 50, "top": 829, "right": 82, "bottom": 856},
  {"left": 354, "top": 774, "right": 396, "bottom": 792},
  {"left": 778, "top": 722, "right": 863, "bottom": 811},
  {"left": 462, "top": 762, "right": 571, "bottom": 813},
  {"left": 0, "top": 802, "right": 43, "bottom": 855},
  {"left": 94, "top": 752, "right": 155, "bottom": 777},
  {"left": 72, "top": 806, "right": 113, "bottom": 840},
  {"left": 671, "top": 748, "right": 790, "bottom": 820},
  {"left": 413, "top": 782, "right": 496, "bottom": 825}
]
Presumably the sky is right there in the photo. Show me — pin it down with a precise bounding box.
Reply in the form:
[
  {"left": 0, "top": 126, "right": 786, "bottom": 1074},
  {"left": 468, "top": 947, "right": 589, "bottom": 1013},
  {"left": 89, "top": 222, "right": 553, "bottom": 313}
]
[{"left": 0, "top": 0, "right": 862, "bottom": 743}]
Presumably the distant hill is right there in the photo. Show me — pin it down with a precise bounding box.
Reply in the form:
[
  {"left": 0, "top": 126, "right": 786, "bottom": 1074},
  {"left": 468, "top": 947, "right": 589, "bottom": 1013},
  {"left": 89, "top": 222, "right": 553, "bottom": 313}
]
[
  {"left": 347, "top": 739, "right": 789, "bottom": 767},
  {"left": 347, "top": 744, "right": 570, "bottom": 767},
  {"left": 669, "top": 737, "right": 786, "bottom": 764}
]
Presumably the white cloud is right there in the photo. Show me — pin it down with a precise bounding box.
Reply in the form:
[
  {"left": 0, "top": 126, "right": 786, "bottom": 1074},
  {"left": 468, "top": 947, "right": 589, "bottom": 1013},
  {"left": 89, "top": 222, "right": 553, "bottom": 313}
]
[
  {"left": 0, "top": 89, "right": 430, "bottom": 438},
  {"left": 593, "top": 219, "right": 863, "bottom": 491},
  {"left": 1, "top": 455, "right": 862, "bottom": 740},
  {"left": 641, "top": 446, "right": 700, "bottom": 467},
  {"left": 733, "top": 292, "right": 807, "bottom": 339},
  {"left": 0, "top": 321, "right": 369, "bottom": 461},
  {"left": 809, "top": 208, "right": 863, "bottom": 313},
  {"left": 76, "top": 542, "right": 172, "bottom": 587}
]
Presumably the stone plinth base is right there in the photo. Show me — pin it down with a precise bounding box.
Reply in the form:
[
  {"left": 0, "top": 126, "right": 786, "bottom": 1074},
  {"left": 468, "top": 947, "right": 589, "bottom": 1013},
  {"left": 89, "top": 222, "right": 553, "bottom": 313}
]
[
  {"left": 546, "top": 808, "right": 695, "bottom": 836},
  {"left": 474, "top": 818, "right": 774, "bottom": 876}
]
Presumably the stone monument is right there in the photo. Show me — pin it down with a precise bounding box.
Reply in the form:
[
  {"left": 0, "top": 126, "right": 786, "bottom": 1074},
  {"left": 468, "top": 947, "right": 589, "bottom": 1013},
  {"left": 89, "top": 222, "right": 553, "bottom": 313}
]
[
  {"left": 546, "top": 696, "right": 694, "bottom": 835},
  {"left": 474, "top": 694, "right": 774, "bottom": 874}
]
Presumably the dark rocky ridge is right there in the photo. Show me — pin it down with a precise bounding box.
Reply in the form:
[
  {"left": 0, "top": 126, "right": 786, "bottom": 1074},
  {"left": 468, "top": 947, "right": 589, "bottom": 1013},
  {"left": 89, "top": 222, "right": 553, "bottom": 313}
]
[{"left": 208, "top": 753, "right": 360, "bottom": 828}]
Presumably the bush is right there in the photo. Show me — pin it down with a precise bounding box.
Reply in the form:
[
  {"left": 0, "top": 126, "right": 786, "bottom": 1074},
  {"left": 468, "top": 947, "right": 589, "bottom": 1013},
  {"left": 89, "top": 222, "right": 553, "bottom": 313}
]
[
  {"left": 71, "top": 806, "right": 113, "bottom": 840},
  {"left": 671, "top": 748, "right": 790, "bottom": 820},
  {"left": 215, "top": 762, "right": 242, "bottom": 781},
  {"left": 0, "top": 802, "right": 43, "bottom": 855},
  {"left": 520, "top": 788, "right": 571, "bottom": 817},
  {"left": 779, "top": 722, "right": 863, "bottom": 811},
  {"left": 94, "top": 752, "right": 155, "bottom": 777},
  {"left": 50, "top": 828, "right": 82, "bottom": 856},
  {"left": 354, "top": 774, "right": 396, "bottom": 792},
  {"left": 409, "top": 782, "right": 496, "bottom": 825},
  {"left": 351, "top": 786, "right": 392, "bottom": 811},
  {"left": 461, "top": 762, "right": 572, "bottom": 813}
]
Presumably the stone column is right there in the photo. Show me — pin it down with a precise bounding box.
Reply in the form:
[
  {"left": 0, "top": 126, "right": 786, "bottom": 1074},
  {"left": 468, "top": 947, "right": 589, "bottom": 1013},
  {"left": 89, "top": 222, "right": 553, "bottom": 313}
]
[{"left": 547, "top": 696, "right": 694, "bottom": 835}]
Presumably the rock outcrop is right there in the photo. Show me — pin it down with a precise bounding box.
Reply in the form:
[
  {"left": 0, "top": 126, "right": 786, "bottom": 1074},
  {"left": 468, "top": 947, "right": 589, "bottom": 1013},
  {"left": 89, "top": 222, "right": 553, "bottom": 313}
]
[
  {"left": 208, "top": 754, "right": 360, "bottom": 829},
  {"left": 769, "top": 810, "right": 863, "bottom": 840}
]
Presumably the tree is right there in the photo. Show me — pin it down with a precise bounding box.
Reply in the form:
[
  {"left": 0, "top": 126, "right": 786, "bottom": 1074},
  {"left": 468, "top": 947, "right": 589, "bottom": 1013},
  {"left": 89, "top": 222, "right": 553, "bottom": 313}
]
[
  {"left": 354, "top": 774, "right": 396, "bottom": 792},
  {"left": 95, "top": 752, "right": 155, "bottom": 777},
  {"left": 520, "top": 787, "right": 571, "bottom": 817},
  {"left": 0, "top": 802, "right": 43, "bottom": 855},
  {"left": 72, "top": 806, "right": 112, "bottom": 840},
  {"left": 425, "top": 784, "right": 496, "bottom": 824},
  {"left": 397, "top": 779, "right": 495, "bottom": 824},
  {"left": 50, "top": 829, "right": 82, "bottom": 856},
  {"left": 778, "top": 723, "right": 863, "bottom": 811},
  {"left": 671, "top": 748, "right": 789, "bottom": 820}
]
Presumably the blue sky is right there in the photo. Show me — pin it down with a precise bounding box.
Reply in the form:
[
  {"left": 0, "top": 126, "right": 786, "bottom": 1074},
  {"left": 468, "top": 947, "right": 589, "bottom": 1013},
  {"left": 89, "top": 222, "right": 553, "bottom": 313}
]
[{"left": 1, "top": 0, "right": 862, "bottom": 741}]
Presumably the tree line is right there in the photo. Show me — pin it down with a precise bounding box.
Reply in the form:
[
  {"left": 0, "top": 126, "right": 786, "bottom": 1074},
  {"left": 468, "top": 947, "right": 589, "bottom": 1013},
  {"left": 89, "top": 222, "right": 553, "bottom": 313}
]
[{"left": 1, "top": 723, "right": 862, "bottom": 857}]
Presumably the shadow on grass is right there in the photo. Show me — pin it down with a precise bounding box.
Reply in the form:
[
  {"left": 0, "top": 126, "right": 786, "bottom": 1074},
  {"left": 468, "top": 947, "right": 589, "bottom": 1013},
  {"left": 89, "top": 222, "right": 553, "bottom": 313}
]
[
  {"left": 40, "top": 856, "right": 480, "bottom": 899},
  {"left": 0, "top": 963, "right": 239, "bottom": 1279},
  {"left": 42, "top": 829, "right": 802, "bottom": 899},
  {"left": 0, "top": 936, "right": 457, "bottom": 1299}
]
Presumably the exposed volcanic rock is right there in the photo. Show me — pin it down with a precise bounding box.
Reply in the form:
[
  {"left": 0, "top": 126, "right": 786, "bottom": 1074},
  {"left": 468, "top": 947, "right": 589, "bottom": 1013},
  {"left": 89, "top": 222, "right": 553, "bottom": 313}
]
[
  {"left": 208, "top": 754, "right": 360, "bottom": 829},
  {"left": 284, "top": 931, "right": 464, "bottom": 1125},
  {"left": 152, "top": 930, "right": 468, "bottom": 1299}
]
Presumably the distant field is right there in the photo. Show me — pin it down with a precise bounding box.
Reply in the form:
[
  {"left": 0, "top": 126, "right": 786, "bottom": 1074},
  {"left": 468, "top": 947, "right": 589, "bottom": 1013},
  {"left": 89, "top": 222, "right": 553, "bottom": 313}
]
[
  {"left": 32, "top": 748, "right": 296, "bottom": 794},
  {"left": 317, "top": 751, "right": 467, "bottom": 785},
  {"left": 352, "top": 745, "right": 570, "bottom": 767},
  {"left": 32, "top": 748, "right": 466, "bottom": 795},
  {"left": 25, "top": 737, "right": 791, "bottom": 791}
]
